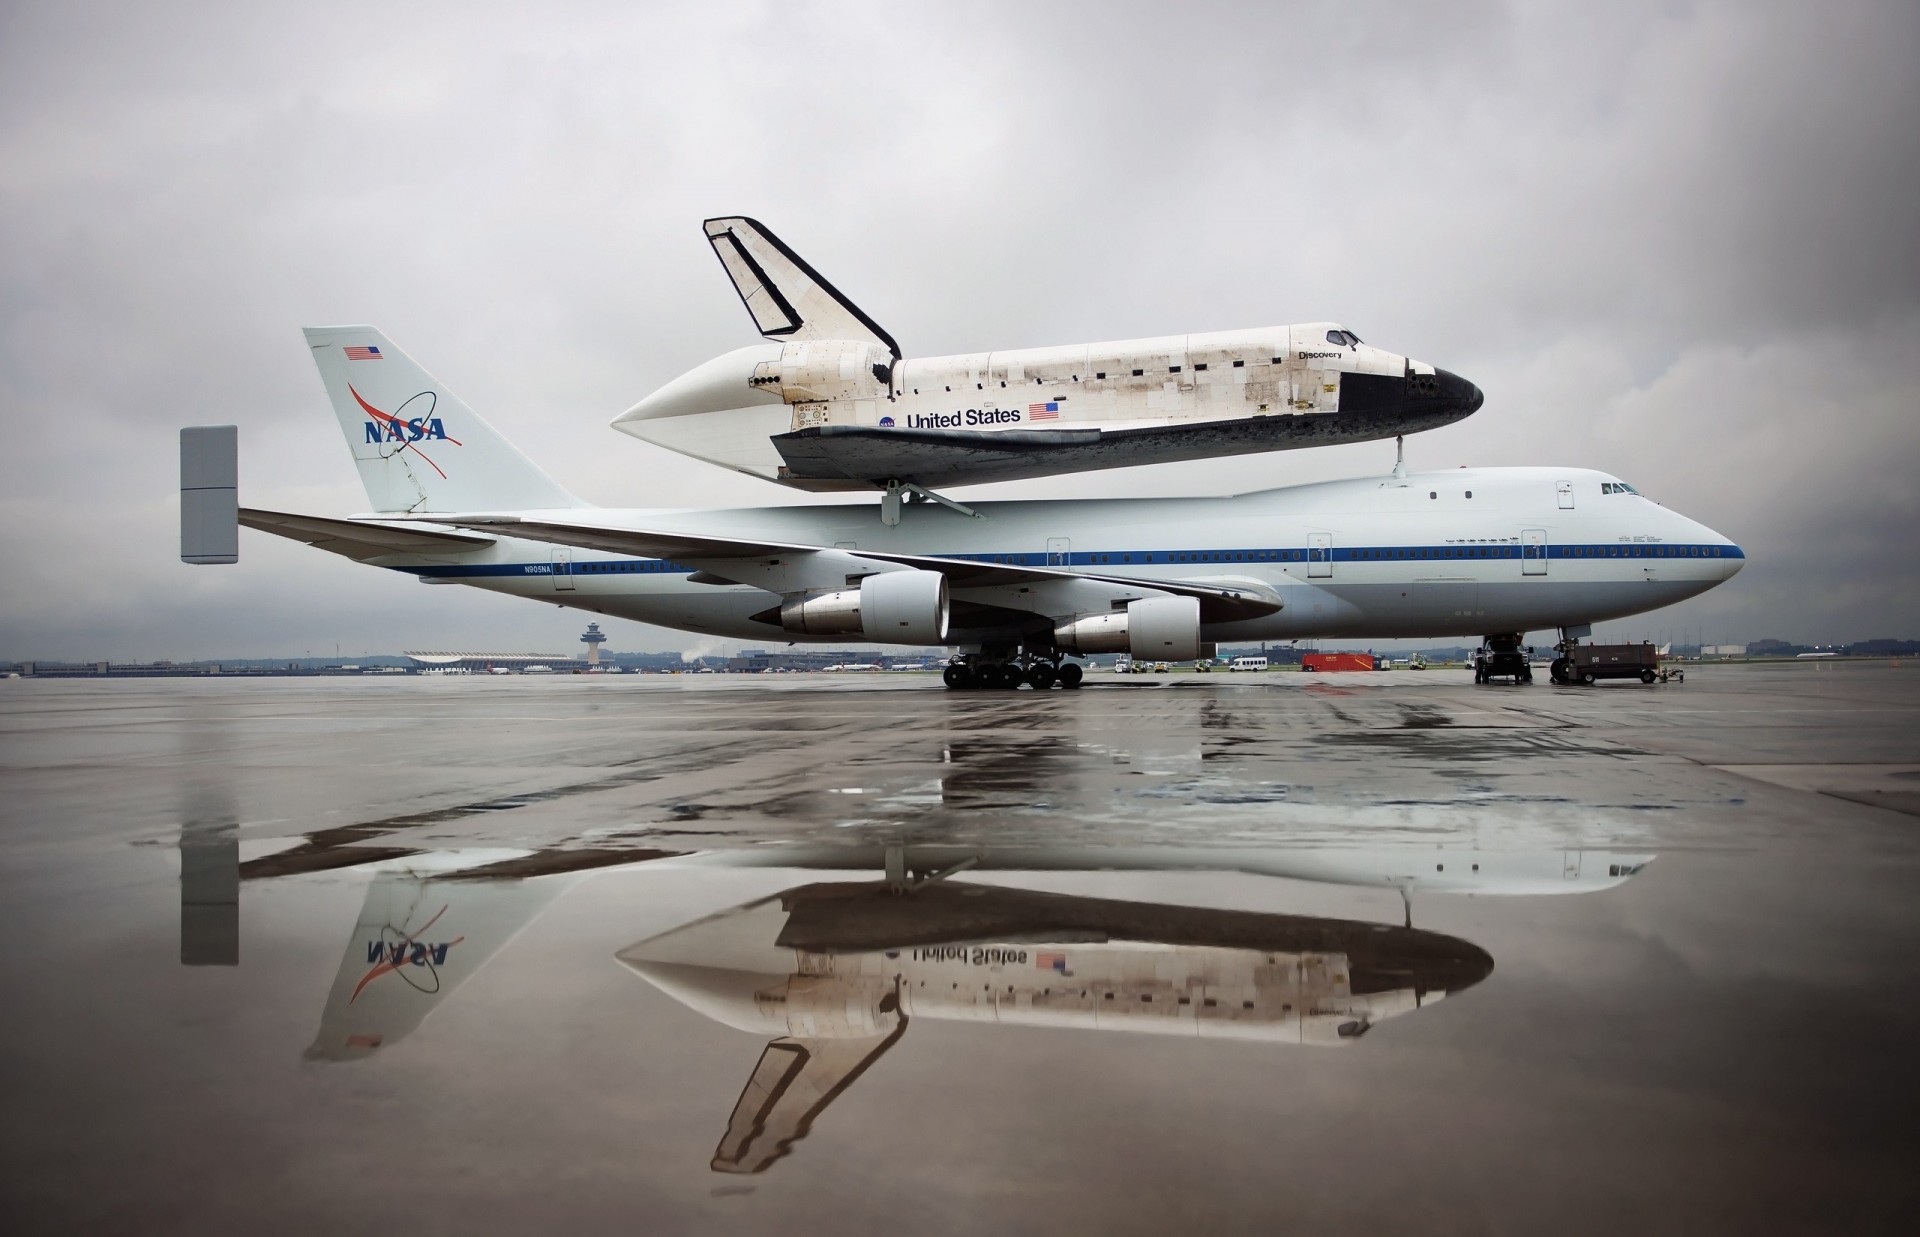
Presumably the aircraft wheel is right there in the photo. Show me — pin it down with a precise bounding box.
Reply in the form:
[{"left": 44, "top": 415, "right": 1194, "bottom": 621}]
[
  {"left": 1057, "top": 662, "right": 1084, "bottom": 689},
  {"left": 1640, "top": 669, "right": 1657, "bottom": 684},
  {"left": 1550, "top": 657, "right": 1571, "bottom": 684},
  {"left": 1000, "top": 665, "right": 1025, "bottom": 689},
  {"left": 1580, "top": 671, "right": 1597, "bottom": 686},
  {"left": 971, "top": 664, "right": 1000, "bottom": 688},
  {"left": 1025, "top": 662, "right": 1057, "bottom": 690},
  {"left": 942, "top": 664, "right": 972, "bottom": 690}
]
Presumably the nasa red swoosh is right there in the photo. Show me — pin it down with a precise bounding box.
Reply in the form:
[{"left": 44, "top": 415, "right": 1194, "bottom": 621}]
[
  {"left": 349, "top": 384, "right": 463, "bottom": 479},
  {"left": 350, "top": 903, "right": 466, "bottom": 1002}
]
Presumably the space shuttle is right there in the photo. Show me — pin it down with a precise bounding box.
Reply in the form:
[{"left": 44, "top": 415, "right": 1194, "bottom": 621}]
[
  {"left": 614, "top": 218, "right": 1484, "bottom": 499},
  {"left": 618, "top": 846, "right": 1655, "bottom": 1174}
]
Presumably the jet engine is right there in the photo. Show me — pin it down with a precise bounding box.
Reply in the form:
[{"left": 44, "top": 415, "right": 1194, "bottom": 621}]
[
  {"left": 1053, "top": 596, "right": 1201, "bottom": 661},
  {"left": 779, "top": 570, "right": 950, "bottom": 644}
]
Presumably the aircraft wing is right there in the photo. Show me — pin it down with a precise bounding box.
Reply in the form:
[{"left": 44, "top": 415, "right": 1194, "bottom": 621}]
[
  {"left": 439, "top": 515, "right": 1283, "bottom": 622},
  {"left": 241, "top": 508, "right": 494, "bottom": 561},
  {"left": 703, "top": 216, "right": 900, "bottom": 360}
]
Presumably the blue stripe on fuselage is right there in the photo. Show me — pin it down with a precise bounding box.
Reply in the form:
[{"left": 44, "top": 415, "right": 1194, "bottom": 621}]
[{"left": 401, "top": 542, "right": 1744, "bottom": 579}]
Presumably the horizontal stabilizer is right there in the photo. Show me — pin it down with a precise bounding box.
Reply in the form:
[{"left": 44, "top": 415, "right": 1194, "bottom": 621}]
[
  {"left": 241, "top": 508, "right": 494, "bottom": 561},
  {"left": 703, "top": 217, "right": 899, "bottom": 360}
]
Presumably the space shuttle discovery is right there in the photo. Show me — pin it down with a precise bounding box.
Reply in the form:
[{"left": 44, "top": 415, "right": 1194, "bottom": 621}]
[
  {"left": 619, "top": 878, "right": 1496, "bottom": 1174},
  {"left": 614, "top": 217, "right": 1484, "bottom": 494}
]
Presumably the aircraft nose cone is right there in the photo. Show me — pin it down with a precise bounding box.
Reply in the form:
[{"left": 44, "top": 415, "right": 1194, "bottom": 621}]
[{"left": 1434, "top": 368, "right": 1484, "bottom": 416}]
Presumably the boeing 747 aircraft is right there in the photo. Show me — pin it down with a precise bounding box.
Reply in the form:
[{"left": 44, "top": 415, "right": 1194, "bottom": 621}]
[
  {"left": 182, "top": 327, "right": 1743, "bottom": 688},
  {"left": 614, "top": 217, "right": 1484, "bottom": 496}
]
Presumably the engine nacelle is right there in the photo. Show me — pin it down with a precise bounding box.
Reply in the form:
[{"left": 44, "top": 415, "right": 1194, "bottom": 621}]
[
  {"left": 1054, "top": 596, "right": 1201, "bottom": 660},
  {"left": 779, "top": 570, "right": 949, "bottom": 644}
]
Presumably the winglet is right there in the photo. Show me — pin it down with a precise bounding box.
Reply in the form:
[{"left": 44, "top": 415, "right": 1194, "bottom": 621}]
[{"left": 702, "top": 217, "right": 900, "bottom": 360}]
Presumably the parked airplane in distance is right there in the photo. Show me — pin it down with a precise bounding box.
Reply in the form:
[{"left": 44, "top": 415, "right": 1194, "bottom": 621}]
[
  {"left": 612, "top": 217, "right": 1484, "bottom": 503},
  {"left": 182, "top": 326, "right": 1742, "bottom": 690}
]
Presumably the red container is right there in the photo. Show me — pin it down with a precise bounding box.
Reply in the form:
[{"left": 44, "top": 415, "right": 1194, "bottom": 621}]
[{"left": 1302, "top": 653, "right": 1375, "bottom": 672}]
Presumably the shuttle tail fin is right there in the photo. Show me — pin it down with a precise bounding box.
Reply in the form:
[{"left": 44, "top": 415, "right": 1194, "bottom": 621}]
[
  {"left": 711, "top": 1028, "right": 906, "bottom": 1174},
  {"left": 303, "top": 326, "right": 584, "bottom": 514},
  {"left": 701, "top": 217, "right": 900, "bottom": 360}
]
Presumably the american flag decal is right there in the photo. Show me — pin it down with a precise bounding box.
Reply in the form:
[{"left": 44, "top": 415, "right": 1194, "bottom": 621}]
[
  {"left": 1027, "top": 401, "right": 1060, "bottom": 420},
  {"left": 1036, "top": 951, "right": 1068, "bottom": 972},
  {"left": 344, "top": 345, "right": 383, "bottom": 361}
]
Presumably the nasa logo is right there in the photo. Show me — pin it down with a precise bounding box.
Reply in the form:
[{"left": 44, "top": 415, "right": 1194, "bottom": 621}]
[
  {"left": 348, "top": 911, "right": 467, "bottom": 1003},
  {"left": 365, "top": 940, "right": 458, "bottom": 967},
  {"left": 879, "top": 415, "right": 895, "bottom": 428},
  {"left": 350, "top": 385, "right": 463, "bottom": 479}
]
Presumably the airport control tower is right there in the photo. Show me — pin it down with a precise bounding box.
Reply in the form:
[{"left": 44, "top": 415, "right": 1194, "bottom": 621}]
[{"left": 580, "top": 622, "right": 608, "bottom": 667}]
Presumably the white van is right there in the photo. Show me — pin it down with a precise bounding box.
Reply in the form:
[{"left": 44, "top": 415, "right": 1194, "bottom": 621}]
[{"left": 1229, "top": 656, "right": 1269, "bottom": 672}]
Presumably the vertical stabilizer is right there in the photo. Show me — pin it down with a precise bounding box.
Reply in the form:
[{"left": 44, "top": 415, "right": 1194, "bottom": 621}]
[
  {"left": 303, "top": 326, "right": 583, "bottom": 514},
  {"left": 702, "top": 217, "right": 899, "bottom": 360},
  {"left": 305, "top": 872, "right": 566, "bottom": 1061}
]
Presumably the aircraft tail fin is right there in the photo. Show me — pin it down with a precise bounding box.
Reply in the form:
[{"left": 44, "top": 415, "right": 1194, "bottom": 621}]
[
  {"left": 305, "top": 871, "right": 567, "bottom": 1062},
  {"left": 711, "top": 1028, "right": 906, "bottom": 1174},
  {"left": 702, "top": 217, "right": 899, "bottom": 360},
  {"left": 303, "top": 326, "right": 584, "bottom": 514}
]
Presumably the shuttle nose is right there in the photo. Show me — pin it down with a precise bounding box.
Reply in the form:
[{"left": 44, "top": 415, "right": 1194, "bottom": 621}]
[{"left": 1433, "top": 368, "right": 1484, "bottom": 417}]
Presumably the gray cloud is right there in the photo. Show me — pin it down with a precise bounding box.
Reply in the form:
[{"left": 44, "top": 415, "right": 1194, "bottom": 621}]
[{"left": 2, "top": 0, "right": 1916, "bottom": 659}]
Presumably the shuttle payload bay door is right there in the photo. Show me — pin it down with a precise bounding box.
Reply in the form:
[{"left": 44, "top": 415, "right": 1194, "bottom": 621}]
[
  {"left": 551, "top": 546, "right": 575, "bottom": 591},
  {"left": 1522, "top": 528, "right": 1548, "bottom": 576},
  {"left": 1308, "top": 533, "right": 1333, "bottom": 578}
]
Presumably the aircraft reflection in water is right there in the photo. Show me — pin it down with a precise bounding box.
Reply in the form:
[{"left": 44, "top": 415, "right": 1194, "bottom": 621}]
[
  {"left": 303, "top": 859, "right": 569, "bottom": 1061},
  {"left": 203, "top": 838, "right": 1650, "bottom": 1166},
  {"left": 613, "top": 846, "right": 1650, "bottom": 1174},
  {"left": 620, "top": 879, "right": 1485, "bottom": 1175}
]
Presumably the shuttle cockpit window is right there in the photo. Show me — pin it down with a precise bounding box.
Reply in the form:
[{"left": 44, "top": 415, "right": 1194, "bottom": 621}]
[{"left": 1324, "top": 328, "right": 1362, "bottom": 347}]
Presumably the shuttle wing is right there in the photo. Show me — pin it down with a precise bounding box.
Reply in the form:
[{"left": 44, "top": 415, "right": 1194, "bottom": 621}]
[
  {"left": 440, "top": 515, "right": 1282, "bottom": 622},
  {"left": 703, "top": 216, "right": 900, "bottom": 361},
  {"left": 241, "top": 508, "right": 494, "bottom": 561},
  {"left": 712, "top": 1029, "right": 907, "bottom": 1174}
]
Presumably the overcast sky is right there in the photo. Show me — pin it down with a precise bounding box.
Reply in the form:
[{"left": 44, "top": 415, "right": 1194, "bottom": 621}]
[{"left": 2, "top": 0, "right": 1915, "bottom": 660}]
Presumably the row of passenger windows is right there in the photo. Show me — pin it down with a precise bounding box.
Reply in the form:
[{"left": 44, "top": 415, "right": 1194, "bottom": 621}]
[
  {"left": 575, "top": 560, "right": 685, "bottom": 573},
  {"left": 560, "top": 544, "right": 1725, "bottom": 574}
]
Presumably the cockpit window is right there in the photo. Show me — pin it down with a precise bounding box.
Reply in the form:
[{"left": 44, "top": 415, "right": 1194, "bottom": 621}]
[
  {"left": 1601, "top": 481, "right": 1642, "bottom": 495},
  {"left": 1324, "top": 329, "right": 1362, "bottom": 347}
]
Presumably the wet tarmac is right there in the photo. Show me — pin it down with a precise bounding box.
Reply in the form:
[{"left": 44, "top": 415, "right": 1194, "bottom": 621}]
[{"left": 3, "top": 663, "right": 1918, "bottom": 1233}]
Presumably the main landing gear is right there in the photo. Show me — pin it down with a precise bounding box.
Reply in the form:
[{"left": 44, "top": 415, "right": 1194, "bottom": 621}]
[{"left": 943, "top": 654, "right": 1084, "bottom": 691}]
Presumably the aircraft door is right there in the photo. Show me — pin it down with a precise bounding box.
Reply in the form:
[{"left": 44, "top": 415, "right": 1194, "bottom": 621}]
[
  {"left": 1046, "top": 537, "right": 1071, "bottom": 567},
  {"left": 1521, "top": 528, "right": 1548, "bottom": 576},
  {"left": 551, "top": 546, "right": 575, "bottom": 591},
  {"left": 1308, "top": 533, "right": 1333, "bottom": 578},
  {"left": 1556, "top": 480, "right": 1574, "bottom": 509}
]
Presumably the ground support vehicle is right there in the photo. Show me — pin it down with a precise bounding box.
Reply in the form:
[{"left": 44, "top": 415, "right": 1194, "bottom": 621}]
[
  {"left": 1474, "top": 634, "right": 1533, "bottom": 685},
  {"left": 1551, "top": 642, "right": 1663, "bottom": 686}
]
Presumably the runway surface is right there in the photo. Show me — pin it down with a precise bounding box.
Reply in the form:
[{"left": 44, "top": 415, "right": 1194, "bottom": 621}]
[{"left": 3, "top": 663, "right": 1917, "bottom": 1233}]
